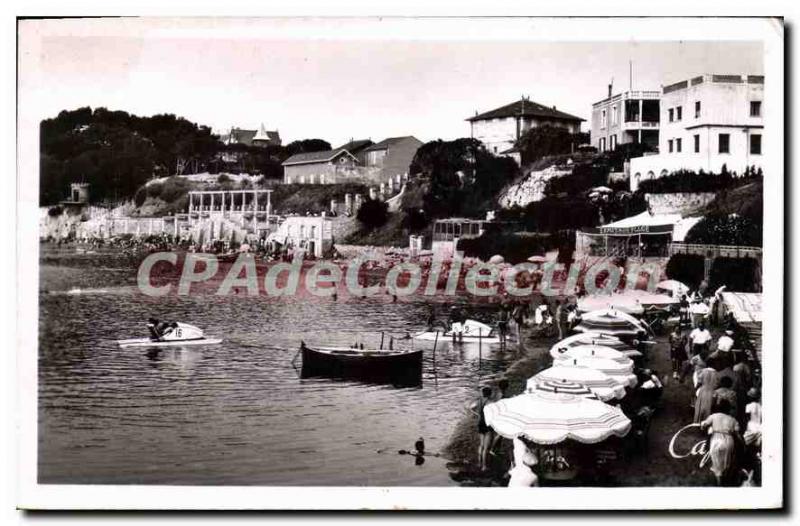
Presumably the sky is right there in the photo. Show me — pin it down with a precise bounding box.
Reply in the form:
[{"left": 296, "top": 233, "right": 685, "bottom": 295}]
[{"left": 23, "top": 19, "right": 765, "bottom": 148}]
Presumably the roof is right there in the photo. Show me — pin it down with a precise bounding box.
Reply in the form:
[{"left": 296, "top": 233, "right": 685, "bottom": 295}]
[
  {"left": 467, "top": 98, "right": 585, "bottom": 123},
  {"left": 253, "top": 124, "right": 281, "bottom": 144},
  {"left": 282, "top": 148, "right": 357, "bottom": 166},
  {"left": 362, "top": 136, "right": 421, "bottom": 152},
  {"left": 598, "top": 211, "right": 702, "bottom": 241},
  {"left": 336, "top": 139, "right": 373, "bottom": 152}
]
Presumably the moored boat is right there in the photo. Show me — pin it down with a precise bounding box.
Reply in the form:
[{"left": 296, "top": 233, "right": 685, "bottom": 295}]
[{"left": 299, "top": 342, "right": 423, "bottom": 386}]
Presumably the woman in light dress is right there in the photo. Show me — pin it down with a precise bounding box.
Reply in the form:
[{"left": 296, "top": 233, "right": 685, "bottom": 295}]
[
  {"left": 700, "top": 399, "right": 742, "bottom": 486},
  {"left": 744, "top": 388, "right": 762, "bottom": 449}
]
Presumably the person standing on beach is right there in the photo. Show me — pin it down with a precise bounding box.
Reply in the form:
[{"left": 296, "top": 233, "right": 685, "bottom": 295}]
[
  {"left": 669, "top": 326, "right": 689, "bottom": 380},
  {"left": 490, "top": 379, "right": 511, "bottom": 454},
  {"left": 470, "top": 386, "right": 495, "bottom": 472},
  {"left": 689, "top": 321, "right": 713, "bottom": 359},
  {"left": 555, "top": 300, "right": 567, "bottom": 340}
]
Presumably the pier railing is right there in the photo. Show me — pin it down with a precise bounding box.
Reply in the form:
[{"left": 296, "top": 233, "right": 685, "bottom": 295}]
[{"left": 669, "top": 242, "right": 762, "bottom": 258}]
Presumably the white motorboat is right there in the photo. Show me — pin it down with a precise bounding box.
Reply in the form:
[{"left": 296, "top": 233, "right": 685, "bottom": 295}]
[
  {"left": 117, "top": 322, "right": 222, "bottom": 348},
  {"left": 413, "top": 319, "right": 505, "bottom": 344}
]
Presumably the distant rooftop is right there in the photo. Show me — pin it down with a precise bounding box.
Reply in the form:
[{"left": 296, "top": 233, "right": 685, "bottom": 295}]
[
  {"left": 282, "top": 148, "right": 356, "bottom": 166},
  {"left": 467, "top": 97, "right": 584, "bottom": 123}
]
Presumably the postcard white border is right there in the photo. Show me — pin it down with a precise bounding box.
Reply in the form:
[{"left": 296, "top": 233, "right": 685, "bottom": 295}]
[{"left": 15, "top": 15, "right": 784, "bottom": 510}]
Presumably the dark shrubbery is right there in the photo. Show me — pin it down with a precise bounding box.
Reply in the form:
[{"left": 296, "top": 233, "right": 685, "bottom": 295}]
[
  {"left": 159, "top": 176, "right": 191, "bottom": 202},
  {"left": 356, "top": 199, "right": 389, "bottom": 229},
  {"left": 665, "top": 254, "right": 706, "bottom": 290},
  {"left": 638, "top": 166, "right": 762, "bottom": 194},
  {"left": 217, "top": 174, "right": 231, "bottom": 184},
  {"left": 684, "top": 213, "right": 762, "bottom": 247},
  {"left": 134, "top": 187, "right": 147, "bottom": 207},
  {"left": 47, "top": 205, "right": 63, "bottom": 217},
  {"left": 146, "top": 183, "right": 163, "bottom": 198},
  {"left": 544, "top": 162, "right": 608, "bottom": 196},
  {"left": 708, "top": 257, "right": 759, "bottom": 292},
  {"left": 515, "top": 125, "right": 588, "bottom": 166},
  {"left": 458, "top": 230, "right": 555, "bottom": 265}
]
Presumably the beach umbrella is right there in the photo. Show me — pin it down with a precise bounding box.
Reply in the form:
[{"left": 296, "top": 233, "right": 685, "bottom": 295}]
[
  {"left": 550, "top": 344, "right": 633, "bottom": 366},
  {"left": 575, "top": 309, "right": 650, "bottom": 337},
  {"left": 484, "top": 390, "right": 631, "bottom": 445},
  {"left": 554, "top": 356, "right": 637, "bottom": 388},
  {"left": 590, "top": 186, "right": 613, "bottom": 193},
  {"left": 489, "top": 254, "right": 505, "bottom": 264},
  {"left": 550, "top": 332, "right": 642, "bottom": 359},
  {"left": 656, "top": 279, "right": 689, "bottom": 297},
  {"left": 526, "top": 378, "right": 598, "bottom": 399},
  {"left": 529, "top": 365, "right": 627, "bottom": 402},
  {"left": 527, "top": 255, "right": 548, "bottom": 264},
  {"left": 577, "top": 295, "right": 645, "bottom": 316}
]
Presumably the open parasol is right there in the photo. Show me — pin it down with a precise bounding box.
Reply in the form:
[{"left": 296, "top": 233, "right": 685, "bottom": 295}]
[
  {"left": 529, "top": 365, "right": 627, "bottom": 402},
  {"left": 550, "top": 332, "right": 642, "bottom": 359},
  {"left": 550, "top": 344, "right": 634, "bottom": 366},
  {"left": 484, "top": 390, "right": 631, "bottom": 445},
  {"left": 554, "top": 356, "right": 638, "bottom": 388}
]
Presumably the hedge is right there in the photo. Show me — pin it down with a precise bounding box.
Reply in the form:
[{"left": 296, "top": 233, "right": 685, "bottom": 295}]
[
  {"left": 665, "top": 253, "right": 706, "bottom": 290},
  {"left": 708, "top": 257, "right": 759, "bottom": 292},
  {"left": 638, "top": 167, "right": 762, "bottom": 194},
  {"left": 684, "top": 213, "right": 762, "bottom": 247}
]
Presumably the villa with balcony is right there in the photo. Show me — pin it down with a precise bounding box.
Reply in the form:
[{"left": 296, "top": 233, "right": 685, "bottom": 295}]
[{"left": 590, "top": 88, "right": 661, "bottom": 152}]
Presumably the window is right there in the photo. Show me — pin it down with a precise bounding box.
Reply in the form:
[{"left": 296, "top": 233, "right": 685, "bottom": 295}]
[
  {"left": 668, "top": 108, "right": 674, "bottom": 122},
  {"left": 676, "top": 106, "right": 682, "bottom": 121},
  {"left": 695, "top": 101, "right": 701, "bottom": 118},
  {"left": 719, "top": 133, "right": 730, "bottom": 154},
  {"left": 750, "top": 101, "right": 762, "bottom": 117},
  {"left": 599, "top": 137, "right": 606, "bottom": 152},
  {"left": 694, "top": 134, "right": 700, "bottom": 153},
  {"left": 612, "top": 106, "right": 618, "bottom": 125},
  {"left": 601, "top": 109, "right": 607, "bottom": 128},
  {"left": 676, "top": 138, "right": 682, "bottom": 153},
  {"left": 750, "top": 134, "right": 762, "bottom": 155},
  {"left": 610, "top": 134, "right": 617, "bottom": 150},
  {"left": 668, "top": 139, "right": 673, "bottom": 153}
]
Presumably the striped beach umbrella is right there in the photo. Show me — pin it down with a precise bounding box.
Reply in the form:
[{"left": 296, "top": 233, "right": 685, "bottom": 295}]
[
  {"left": 527, "top": 378, "right": 598, "bottom": 399},
  {"left": 483, "top": 391, "right": 631, "bottom": 445},
  {"left": 574, "top": 309, "right": 649, "bottom": 338},
  {"left": 529, "top": 366, "right": 627, "bottom": 402},
  {"left": 550, "top": 332, "right": 642, "bottom": 359},
  {"left": 554, "top": 356, "right": 638, "bottom": 388},
  {"left": 550, "top": 344, "right": 634, "bottom": 366}
]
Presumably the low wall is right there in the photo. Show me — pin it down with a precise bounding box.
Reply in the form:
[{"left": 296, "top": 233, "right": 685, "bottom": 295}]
[{"left": 644, "top": 192, "right": 717, "bottom": 215}]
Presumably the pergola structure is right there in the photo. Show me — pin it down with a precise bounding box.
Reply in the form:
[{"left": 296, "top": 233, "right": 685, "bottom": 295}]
[
  {"left": 188, "top": 189, "right": 272, "bottom": 216},
  {"left": 187, "top": 189, "right": 273, "bottom": 236}
]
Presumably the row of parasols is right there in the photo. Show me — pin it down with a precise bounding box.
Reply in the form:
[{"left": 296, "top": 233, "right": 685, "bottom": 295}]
[{"left": 484, "top": 309, "right": 654, "bottom": 446}]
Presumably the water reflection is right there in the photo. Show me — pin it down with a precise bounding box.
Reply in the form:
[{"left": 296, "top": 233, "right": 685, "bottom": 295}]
[{"left": 38, "top": 246, "right": 517, "bottom": 486}]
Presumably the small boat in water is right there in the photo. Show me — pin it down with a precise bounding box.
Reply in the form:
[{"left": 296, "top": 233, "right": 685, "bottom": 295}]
[
  {"left": 413, "top": 319, "right": 503, "bottom": 344},
  {"left": 299, "top": 342, "right": 422, "bottom": 386},
  {"left": 117, "top": 321, "right": 222, "bottom": 348}
]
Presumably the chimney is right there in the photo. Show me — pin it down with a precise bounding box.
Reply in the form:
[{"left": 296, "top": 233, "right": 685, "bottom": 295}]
[{"left": 608, "top": 84, "right": 613, "bottom": 98}]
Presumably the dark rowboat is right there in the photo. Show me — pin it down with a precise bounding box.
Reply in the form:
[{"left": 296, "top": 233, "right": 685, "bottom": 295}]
[{"left": 299, "top": 342, "right": 422, "bottom": 387}]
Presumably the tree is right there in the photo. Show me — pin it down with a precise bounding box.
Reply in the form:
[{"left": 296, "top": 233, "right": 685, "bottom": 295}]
[
  {"left": 356, "top": 199, "right": 389, "bottom": 229},
  {"left": 410, "top": 138, "right": 519, "bottom": 220},
  {"left": 285, "top": 139, "right": 332, "bottom": 156},
  {"left": 515, "top": 125, "right": 587, "bottom": 165}
]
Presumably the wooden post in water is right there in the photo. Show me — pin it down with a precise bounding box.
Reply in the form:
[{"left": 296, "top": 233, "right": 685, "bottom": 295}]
[{"left": 432, "top": 331, "right": 439, "bottom": 388}]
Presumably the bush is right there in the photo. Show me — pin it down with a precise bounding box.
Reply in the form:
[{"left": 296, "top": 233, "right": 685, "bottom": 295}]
[
  {"left": 684, "top": 213, "right": 762, "bottom": 247},
  {"left": 217, "top": 174, "right": 231, "bottom": 183},
  {"left": 458, "top": 231, "right": 553, "bottom": 265},
  {"left": 516, "top": 125, "right": 588, "bottom": 165},
  {"left": 47, "top": 205, "right": 63, "bottom": 217},
  {"left": 708, "top": 257, "right": 759, "bottom": 292},
  {"left": 638, "top": 168, "right": 762, "bottom": 194},
  {"left": 146, "top": 182, "right": 163, "bottom": 198},
  {"left": 665, "top": 253, "right": 706, "bottom": 290},
  {"left": 159, "top": 176, "right": 190, "bottom": 203},
  {"left": 134, "top": 187, "right": 148, "bottom": 207},
  {"left": 356, "top": 199, "right": 389, "bottom": 229}
]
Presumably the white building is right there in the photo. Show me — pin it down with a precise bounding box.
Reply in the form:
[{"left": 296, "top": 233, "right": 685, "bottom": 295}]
[
  {"left": 590, "top": 86, "right": 661, "bottom": 152},
  {"left": 467, "top": 96, "right": 584, "bottom": 162},
  {"left": 629, "top": 74, "right": 764, "bottom": 191},
  {"left": 267, "top": 215, "right": 333, "bottom": 258}
]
